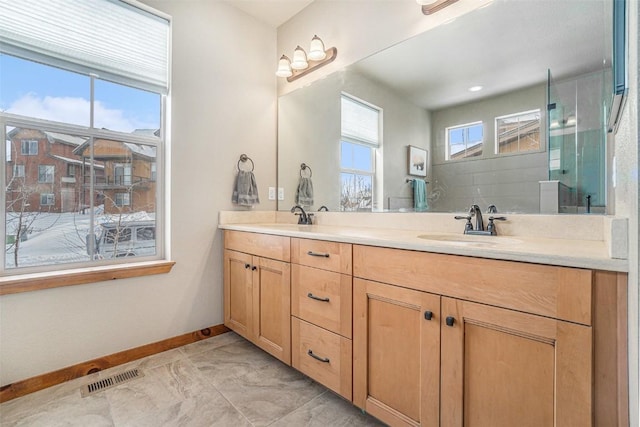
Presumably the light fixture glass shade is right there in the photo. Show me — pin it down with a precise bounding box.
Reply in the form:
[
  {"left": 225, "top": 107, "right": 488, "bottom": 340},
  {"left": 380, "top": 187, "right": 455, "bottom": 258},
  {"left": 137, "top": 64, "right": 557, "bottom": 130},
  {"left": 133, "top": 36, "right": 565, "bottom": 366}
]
[
  {"left": 291, "top": 46, "right": 308, "bottom": 70},
  {"left": 416, "top": 0, "right": 438, "bottom": 4},
  {"left": 275, "top": 54, "right": 292, "bottom": 77},
  {"left": 308, "top": 35, "right": 326, "bottom": 61}
]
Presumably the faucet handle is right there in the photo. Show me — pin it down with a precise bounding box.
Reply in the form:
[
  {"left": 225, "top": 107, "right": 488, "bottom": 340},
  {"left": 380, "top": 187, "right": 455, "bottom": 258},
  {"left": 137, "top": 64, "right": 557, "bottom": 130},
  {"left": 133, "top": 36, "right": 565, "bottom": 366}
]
[
  {"left": 487, "top": 204, "right": 498, "bottom": 214},
  {"left": 454, "top": 215, "right": 473, "bottom": 232},
  {"left": 307, "top": 213, "right": 314, "bottom": 224},
  {"left": 486, "top": 216, "right": 507, "bottom": 235}
]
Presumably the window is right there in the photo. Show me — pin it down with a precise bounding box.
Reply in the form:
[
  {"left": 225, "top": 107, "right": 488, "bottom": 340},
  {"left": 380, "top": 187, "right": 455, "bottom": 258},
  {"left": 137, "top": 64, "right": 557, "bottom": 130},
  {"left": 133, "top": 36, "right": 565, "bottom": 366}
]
[
  {"left": 495, "top": 109, "right": 541, "bottom": 154},
  {"left": 151, "top": 163, "right": 157, "bottom": 181},
  {"left": 13, "top": 164, "right": 24, "bottom": 178},
  {"left": 340, "top": 94, "right": 381, "bottom": 212},
  {"left": 21, "top": 140, "right": 38, "bottom": 155},
  {"left": 1, "top": 0, "right": 169, "bottom": 274},
  {"left": 38, "top": 165, "right": 54, "bottom": 183},
  {"left": 446, "top": 122, "right": 483, "bottom": 160},
  {"left": 114, "top": 164, "right": 132, "bottom": 186},
  {"left": 40, "top": 193, "right": 55, "bottom": 206},
  {"left": 115, "top": 193, "right": 131, "bottom": 207}
]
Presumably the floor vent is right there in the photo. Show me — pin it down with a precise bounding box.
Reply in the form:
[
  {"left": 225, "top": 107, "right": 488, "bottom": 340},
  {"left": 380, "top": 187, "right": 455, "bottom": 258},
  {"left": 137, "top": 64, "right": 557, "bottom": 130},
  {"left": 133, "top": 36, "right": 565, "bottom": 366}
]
[{"left": 81, "top": 369, "right": 143, "bottom": 397}]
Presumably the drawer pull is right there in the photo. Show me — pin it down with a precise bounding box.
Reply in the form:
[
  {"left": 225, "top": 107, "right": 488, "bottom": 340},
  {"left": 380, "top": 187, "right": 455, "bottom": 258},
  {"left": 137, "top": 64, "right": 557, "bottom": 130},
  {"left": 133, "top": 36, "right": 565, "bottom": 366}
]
[
  {"left": 307, "top": 251, "right": 330, "bottom": 258},
  {"left": 307, "top": 349, "right": 330, "bottom": 363},
  {"left": 244, "top": 263, "right": 251, "bottom": 269},
  {"left": 307, "top": 292, "right": 330, "bottom": 303}
]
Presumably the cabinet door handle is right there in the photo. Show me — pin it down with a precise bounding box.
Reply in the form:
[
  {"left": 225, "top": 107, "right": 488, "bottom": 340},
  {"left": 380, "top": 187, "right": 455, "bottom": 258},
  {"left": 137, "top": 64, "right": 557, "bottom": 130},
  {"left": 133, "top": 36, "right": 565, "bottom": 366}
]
[
  {"left": 307, "top": 292, "right": 330, "bottom": 302},
  {"left": 307, "top": 349, "right": 330, "bottom": 363},
  {"left": 244, "top": 263, "right": 251, "bottom": 269},
  {"left": 307, "top": 251, "right": 330, "bottom": 258},
  {"left": 424, "top": 310, "right": 433, "bottom": 321},
  {"left": 445, "top": 316, "right": 455, "bottom": 327},
  {"left": 251, "top": 266, "right": 257, "bottom": 271}
]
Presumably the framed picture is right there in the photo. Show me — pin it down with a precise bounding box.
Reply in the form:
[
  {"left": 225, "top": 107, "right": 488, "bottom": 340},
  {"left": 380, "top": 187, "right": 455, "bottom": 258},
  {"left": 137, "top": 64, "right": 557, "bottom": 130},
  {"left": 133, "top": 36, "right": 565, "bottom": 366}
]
[{"left": 408, "top": 145, "right": 427, "bottom": 177}]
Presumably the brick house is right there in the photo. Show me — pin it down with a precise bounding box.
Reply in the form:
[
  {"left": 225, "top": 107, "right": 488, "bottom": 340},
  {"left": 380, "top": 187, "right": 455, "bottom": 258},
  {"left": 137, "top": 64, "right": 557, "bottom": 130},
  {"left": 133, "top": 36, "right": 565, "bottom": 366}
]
[
  {"left": 5, "top": 128, "right": 104, "bottom": 213},
  {"left": 73, "top": 134, "right": 157, "bottom": 214}
]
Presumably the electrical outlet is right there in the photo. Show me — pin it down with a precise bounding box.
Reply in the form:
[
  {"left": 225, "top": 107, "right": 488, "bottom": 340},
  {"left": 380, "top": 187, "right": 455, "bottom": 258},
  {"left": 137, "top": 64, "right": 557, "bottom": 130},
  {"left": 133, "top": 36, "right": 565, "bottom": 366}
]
[
  {"left": 268, "top": 187, "right": 276, "bottom": 200},
  {"left": 278, "top": 187, "right": 284, "bottom": 200}
]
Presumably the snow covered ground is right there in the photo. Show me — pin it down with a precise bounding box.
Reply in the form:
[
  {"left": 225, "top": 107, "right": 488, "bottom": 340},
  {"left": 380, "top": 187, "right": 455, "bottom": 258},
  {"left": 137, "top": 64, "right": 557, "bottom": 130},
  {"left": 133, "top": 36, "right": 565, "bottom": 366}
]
[{"left": 5, "top": 207, "right": 155, "bottom": 269}]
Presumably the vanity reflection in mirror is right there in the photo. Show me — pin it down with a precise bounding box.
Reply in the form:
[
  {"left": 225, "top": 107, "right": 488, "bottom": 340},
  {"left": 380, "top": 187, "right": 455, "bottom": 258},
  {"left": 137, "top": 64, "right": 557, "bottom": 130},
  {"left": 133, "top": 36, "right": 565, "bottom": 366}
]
[{"left": 278, "top": 0, "right": 616, "bottom": 214}]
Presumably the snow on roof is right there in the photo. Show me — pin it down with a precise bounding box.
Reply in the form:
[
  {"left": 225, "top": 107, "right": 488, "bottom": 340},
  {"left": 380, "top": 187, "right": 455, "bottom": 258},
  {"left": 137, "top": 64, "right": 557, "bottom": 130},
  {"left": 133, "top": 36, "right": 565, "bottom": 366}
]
[
  {"left": 44, "top": 132, "right": 87, "bottom": 146},
  {"left": 50, "top": 154, "right": 105, "bottom": 169},
  {"left": 124, "top": 143, "right": 156, "bottom": 159}
]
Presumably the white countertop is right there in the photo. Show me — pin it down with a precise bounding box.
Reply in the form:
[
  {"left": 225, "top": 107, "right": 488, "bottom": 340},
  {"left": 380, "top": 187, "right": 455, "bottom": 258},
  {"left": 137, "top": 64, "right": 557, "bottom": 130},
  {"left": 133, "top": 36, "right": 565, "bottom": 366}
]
[{"left": 219, "top": 222, "right": 628, "bottom": 272}]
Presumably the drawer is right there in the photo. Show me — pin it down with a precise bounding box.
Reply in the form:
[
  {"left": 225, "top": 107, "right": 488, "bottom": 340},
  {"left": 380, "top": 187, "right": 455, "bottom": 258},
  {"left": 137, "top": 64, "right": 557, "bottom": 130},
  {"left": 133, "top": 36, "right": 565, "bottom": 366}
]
[
  {"left": 292, "top": 317, "right": 352, "bottom": 401},
  {"left": 292, "top": 264, "right": 352, "bottom": 338},
  {"left": 353, "top": 245, "right": 593, "bottom": 325},
  {"left": 291, "top": 238, "right": 352, "bottom": 274},
  {"left": 225, "top": 231, "right": 290, "bottom": 262}
]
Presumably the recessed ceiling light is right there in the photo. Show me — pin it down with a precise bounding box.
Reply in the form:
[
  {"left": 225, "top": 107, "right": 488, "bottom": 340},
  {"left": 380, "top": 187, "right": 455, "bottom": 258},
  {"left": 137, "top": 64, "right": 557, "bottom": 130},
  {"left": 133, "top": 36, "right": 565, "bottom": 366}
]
[{"left": 468, "top": 85, "right": 483, "bottom": 92}]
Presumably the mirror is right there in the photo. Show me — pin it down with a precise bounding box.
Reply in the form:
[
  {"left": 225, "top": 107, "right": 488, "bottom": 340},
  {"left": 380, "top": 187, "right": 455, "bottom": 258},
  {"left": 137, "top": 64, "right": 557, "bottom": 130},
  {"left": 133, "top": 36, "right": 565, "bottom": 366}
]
[{"left": 278, "top": 0, "right": 613, "bottom": 214}]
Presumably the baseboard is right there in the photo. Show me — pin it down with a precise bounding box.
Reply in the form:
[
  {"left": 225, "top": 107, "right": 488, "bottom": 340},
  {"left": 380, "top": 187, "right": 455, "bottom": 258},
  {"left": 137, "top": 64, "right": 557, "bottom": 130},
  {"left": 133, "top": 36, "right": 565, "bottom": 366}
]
[{"left": 0, "top": 324, "right": 230, "bottom": 403}]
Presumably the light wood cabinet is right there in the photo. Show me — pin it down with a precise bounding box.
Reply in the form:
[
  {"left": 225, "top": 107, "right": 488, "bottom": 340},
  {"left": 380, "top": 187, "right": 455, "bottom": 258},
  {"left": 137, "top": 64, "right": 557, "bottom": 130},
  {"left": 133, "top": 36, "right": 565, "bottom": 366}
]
[
  {"left": 224, "top": 231, "right": 291, "bottom": 364},
  {"left": 439, "top": 297, "right": 592, "bottom": 427},
  {"left": 353, "top": 278, "right": 440, "bottom": 427},
  {"left": 353, "top": 245, "right": 599, "bottom": 427},
  {"left": 291, "top": 238, "right": 353, "bottom": 400}
]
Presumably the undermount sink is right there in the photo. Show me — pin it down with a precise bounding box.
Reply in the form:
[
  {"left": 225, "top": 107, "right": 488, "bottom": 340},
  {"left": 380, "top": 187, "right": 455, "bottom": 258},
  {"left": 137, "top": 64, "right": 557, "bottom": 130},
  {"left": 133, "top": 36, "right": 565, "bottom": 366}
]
[{"left": 417, "top": 233, "right": 522, "bottom": 247}]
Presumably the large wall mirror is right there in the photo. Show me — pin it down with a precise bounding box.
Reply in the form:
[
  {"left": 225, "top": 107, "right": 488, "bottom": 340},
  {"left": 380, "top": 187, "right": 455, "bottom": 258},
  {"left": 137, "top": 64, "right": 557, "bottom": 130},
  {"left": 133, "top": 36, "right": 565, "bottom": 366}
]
[{"left": 278, "top": 0, "right": 614, "bottom": 214}]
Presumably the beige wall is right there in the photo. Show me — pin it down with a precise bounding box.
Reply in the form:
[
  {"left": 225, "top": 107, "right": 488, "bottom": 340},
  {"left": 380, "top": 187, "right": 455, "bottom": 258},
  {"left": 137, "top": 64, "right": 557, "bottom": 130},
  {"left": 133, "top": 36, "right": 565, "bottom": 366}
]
[{"left": 0, "top": 0, "right": 277, "bottom": 385}]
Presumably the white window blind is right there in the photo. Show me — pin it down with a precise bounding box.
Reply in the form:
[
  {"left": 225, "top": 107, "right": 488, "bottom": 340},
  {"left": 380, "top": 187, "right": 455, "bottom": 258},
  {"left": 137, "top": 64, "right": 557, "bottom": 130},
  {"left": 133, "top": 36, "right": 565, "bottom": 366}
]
[
  {"left": 0, "top": 0, "right": 169, "bottom": 93},
  {"left": 341, "top": 95, "right": 380, "bottom": 146}
]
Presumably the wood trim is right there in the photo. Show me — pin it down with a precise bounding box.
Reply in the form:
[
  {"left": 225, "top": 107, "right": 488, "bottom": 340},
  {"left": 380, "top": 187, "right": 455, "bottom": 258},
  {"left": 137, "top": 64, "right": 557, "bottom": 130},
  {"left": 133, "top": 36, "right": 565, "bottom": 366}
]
[
  {"left": 593, "top": 271, "right": 629, "bottom": 427},
  {"left": 225, "top": 230, "right": 290, "bottom": 262},
  {"left": 0, "top": 260, "right": 176, "bottom": 296},
  {"left": 0, "top": 324, "right": 230, "bottom": 403}
]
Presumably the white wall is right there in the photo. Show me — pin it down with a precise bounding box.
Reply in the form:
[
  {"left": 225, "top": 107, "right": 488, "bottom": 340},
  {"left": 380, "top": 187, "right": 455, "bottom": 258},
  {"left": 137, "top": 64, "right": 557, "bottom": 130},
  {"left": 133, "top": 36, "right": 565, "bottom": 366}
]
[
  {"left": 613, "top": 1, "right": 639, "bottom": 424},
  {"left": 0, "top": 1, "right": 277, "bottom": 386}
]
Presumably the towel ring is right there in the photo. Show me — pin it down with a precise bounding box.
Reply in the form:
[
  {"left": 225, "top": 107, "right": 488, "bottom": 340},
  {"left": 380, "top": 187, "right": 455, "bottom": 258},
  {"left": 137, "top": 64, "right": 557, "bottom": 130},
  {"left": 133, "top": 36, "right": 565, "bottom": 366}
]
[
  {"left": 238, "top": 154, "right": 255, "bottom": 172},
  {"left": 300, "top": 163, "right": 312, "bottom": 178}
]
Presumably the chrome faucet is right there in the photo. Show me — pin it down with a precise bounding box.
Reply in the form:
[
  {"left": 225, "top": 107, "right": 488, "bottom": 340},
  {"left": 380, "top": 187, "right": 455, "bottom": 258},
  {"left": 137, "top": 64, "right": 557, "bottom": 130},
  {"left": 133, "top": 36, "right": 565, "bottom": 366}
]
[
  {"left": 469, "top": 204, "right": 484, "bottom": 232},
  {"left": 291, "top": 205, "right": 313, "bottom": 225}
]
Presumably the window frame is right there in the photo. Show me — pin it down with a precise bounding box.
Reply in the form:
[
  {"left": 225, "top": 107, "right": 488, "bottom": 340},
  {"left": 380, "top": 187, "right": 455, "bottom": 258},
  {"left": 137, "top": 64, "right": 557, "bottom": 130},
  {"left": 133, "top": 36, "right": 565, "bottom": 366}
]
[
  {"left": 40, "top": 193, "right": 55, "bottom": 206},
  {"left": 21, "top": 139, "right": 38, "bottom": 155},
  {"left": 339, "top": 93, "right": 382, "bottom": 212},
  {"left": 37, "top": 164, "right": 55, "bottom": 183},
  {"left": 494, "top": 109, "right": 543, "bottom": 156},
  {"left": 12, "top": 164, "right": 25, "bottom": 178},
  {"left": 445, "top": 121, "right": 484, "bottom": 161},
  {"left": 115, "top": 192, "right": 131, "bottom": 207}
]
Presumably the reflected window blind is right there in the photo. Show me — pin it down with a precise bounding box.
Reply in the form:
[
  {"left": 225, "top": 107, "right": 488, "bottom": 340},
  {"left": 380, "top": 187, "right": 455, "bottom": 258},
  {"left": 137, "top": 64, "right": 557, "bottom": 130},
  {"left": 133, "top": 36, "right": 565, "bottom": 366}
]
[
  {"left": 0, "top": 0, "right": 169, "bottom": 93},
  {"left": 341, "top": 95, "right": 380, "bottom": 146}
]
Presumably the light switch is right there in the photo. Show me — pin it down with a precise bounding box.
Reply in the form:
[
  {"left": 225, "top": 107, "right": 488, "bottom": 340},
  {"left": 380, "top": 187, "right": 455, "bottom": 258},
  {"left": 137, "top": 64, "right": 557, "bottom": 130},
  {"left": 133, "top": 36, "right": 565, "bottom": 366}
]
[
  {"left": 278, "top": 188, "right": 284, "bottom": 200},
  {"left": 268, "top": 187, "right": 276, "bottom": 200}
]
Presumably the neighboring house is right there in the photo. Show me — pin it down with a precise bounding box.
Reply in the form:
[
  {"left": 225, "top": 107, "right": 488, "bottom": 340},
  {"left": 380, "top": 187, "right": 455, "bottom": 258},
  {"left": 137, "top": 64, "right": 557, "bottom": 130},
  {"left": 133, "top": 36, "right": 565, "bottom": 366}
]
[
  {"left": 4, "top": 128, "right": 104, "bottom": 213},
  {"left": 72, "top": 131, "right": 157, "bottom": 214}
]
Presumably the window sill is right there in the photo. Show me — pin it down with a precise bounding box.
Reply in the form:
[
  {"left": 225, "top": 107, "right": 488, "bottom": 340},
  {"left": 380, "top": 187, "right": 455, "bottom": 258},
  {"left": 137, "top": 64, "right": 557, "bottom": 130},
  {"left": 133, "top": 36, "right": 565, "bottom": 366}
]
[{"left": 0, "top": 260, "right": 176, "bottom": 296}]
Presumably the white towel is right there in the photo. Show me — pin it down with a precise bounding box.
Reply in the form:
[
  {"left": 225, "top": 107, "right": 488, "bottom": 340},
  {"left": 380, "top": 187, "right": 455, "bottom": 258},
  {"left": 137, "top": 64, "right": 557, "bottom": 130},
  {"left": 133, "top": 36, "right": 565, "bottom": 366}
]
[
  {"left": 232, "top": 170, "right": 260, "bottom": 206},
  {"left": 295, "top": 177, "right": 314, "bottom": 207}
]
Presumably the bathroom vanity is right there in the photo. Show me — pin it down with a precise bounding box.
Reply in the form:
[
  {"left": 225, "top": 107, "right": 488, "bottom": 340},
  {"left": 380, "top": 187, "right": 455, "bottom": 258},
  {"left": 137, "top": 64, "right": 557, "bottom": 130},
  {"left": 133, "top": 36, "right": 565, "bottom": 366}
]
[{"left": 220, "top": 217, "right": 628, "bottom": 427}]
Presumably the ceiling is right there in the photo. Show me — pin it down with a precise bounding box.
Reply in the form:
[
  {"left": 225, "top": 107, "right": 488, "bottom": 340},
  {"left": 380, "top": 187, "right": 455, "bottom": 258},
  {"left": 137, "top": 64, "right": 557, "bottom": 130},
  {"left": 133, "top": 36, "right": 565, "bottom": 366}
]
[
  {"left": 351, "top": 0, "right": 612, "bottom": 110},
  {"left": 224, "top": 0, "right": 314, "bottom": 28}
]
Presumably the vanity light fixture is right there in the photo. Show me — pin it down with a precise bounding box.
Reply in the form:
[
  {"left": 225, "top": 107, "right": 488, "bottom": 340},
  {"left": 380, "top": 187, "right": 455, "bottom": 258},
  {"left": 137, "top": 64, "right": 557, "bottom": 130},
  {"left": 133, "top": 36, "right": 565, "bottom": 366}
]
[
  {"left": 421, "top": 0, "right": 459, "bottom": 15},
  {"left": 276, "top": 35, "right": 337, "bottom": 82}
]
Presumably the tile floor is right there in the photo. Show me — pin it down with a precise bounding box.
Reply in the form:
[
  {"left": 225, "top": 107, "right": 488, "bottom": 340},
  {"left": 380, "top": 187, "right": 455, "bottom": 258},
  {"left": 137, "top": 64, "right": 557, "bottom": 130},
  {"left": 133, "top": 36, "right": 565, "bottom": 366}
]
[{"left": 0, "top": 332, "right": 385, "bottom": 426}]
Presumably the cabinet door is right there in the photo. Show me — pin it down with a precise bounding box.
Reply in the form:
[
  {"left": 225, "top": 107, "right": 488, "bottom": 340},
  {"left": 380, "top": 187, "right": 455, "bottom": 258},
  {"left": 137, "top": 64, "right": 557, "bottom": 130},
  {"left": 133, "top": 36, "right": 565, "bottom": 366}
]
[
  {"left": 440, "top": 297, "right": 592, "bottom": 427},
  {"left": 354, "top": 278, "right": 440, "bottom": 427},
  {"left": 223, "top": 249, "right": 254, "bottom": 340},
  {"left": 253, "top": 256, "right": 291, "bottom": 364}
]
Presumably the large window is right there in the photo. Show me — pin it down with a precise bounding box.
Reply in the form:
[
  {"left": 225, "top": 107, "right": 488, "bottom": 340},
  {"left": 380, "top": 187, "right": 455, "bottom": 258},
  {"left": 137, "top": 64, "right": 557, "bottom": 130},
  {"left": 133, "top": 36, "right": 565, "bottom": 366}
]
[
  {"left": 340, "top": 94, "right": 381, "bottom": 212},
  {"left": 446, "top": 122, "right": 483, "bottom": 160},
  {"left": 1, "top": 0, "right": 169, "bottom": 273},
  {"left": 495, "top": 109, "right": 541, "bottom": 155}
]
